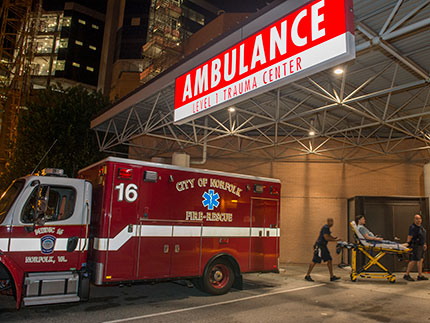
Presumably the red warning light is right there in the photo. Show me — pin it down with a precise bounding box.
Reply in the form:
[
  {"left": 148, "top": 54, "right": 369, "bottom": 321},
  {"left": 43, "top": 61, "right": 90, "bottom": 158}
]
[
  {"left": 98, "top": 165, "right": 107, "bottom": 176},
  {"left": 270, "top": 186, "right": 279, "bottom": 195},
  {"left": 118, "top": 168, "right": 133, "bottom": 179}
]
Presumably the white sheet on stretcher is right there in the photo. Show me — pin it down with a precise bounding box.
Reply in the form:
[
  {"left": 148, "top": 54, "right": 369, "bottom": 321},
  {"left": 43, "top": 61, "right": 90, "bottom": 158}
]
[{"left": 350, "top": 221, "right": 409, "bottom": 251}]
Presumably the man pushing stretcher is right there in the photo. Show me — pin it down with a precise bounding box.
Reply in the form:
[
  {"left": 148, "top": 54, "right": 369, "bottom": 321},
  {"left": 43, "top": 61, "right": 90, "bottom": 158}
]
[{"left": 404, "top": 214, "right": 428, "bottom": 281}]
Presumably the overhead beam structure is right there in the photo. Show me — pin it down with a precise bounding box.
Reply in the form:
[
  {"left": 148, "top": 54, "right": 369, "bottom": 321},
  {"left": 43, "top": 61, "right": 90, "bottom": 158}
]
[{"left": 92, "top": 0, "right": 430, "bottom": 163}]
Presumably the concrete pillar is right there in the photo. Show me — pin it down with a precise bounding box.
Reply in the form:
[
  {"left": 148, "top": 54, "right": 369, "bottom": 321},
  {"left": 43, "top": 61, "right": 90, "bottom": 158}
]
[
  {"left": 424, "top": 163, "right": 430, "bottom": 220},
  {"left": 97, "top": 0, "right": 121, "bottom": 94}
]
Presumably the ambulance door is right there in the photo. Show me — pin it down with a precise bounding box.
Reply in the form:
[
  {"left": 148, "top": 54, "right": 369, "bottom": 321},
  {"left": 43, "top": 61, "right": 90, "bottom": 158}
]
[
  {"left": 105, "top": 164, "right": 140, "bottom": 281},
  {"left": 169, "top": 174, "right": 201, "bottom": 278},
  {"left": 250, "top": 198, "right": 278, "bottom": 271},
  {"left": 137, "top": 169, "right": 171, "bottom": 279},
  {"left": 262, "top": 199, "right": 279, "bottom": 270},
  {"left": 9, "top": 178, "right": 87, "bottom": 273},
  {"left": 170, "top": 221, "right": 202, "bottom": 278},
  {"left": 250, "top": 198, "right": 265, "bottom": 271}
]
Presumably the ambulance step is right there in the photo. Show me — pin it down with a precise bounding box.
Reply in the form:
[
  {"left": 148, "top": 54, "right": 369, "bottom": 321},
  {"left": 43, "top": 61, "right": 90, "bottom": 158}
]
[
  {"left": 23, "top": 271, "right": 80, "bottom": 306},
  {"left": 23, "top": 294, "right": 80, "bottom": 307}
]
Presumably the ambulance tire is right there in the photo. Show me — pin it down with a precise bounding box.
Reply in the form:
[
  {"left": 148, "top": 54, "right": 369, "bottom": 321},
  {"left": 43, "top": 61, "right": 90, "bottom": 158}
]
[{"left": 201, "top": 259, "right": 234, "bottom": 295}]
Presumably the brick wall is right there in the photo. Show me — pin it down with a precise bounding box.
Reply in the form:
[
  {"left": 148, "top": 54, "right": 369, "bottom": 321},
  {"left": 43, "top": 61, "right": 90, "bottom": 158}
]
[{"left": 202, "top": 160, "right": 424, "bottom": 264}]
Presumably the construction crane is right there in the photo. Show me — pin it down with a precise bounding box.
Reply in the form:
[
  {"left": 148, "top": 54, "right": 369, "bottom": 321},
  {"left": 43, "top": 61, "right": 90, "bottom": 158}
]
[{"left": 0, "top": 0, "right": 39, "bottom": 173}]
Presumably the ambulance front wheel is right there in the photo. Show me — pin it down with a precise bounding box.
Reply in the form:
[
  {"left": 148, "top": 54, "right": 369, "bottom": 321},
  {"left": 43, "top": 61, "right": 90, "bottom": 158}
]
[{"left": 201, "top": 259, "right": 234, "bottom": 295}]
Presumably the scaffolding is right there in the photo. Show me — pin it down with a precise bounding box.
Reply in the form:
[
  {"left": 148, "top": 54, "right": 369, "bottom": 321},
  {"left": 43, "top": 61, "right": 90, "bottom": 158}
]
[
  {"left": 140, "top": 0, "right": 184, "bottom": 84},
  {"left": 0, "top": 0, "right": 40, "bottom": 170}
]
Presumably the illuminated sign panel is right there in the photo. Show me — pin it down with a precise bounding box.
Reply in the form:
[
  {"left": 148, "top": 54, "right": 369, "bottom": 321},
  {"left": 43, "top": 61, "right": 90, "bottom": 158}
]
[{"left": 174, "top": 0, "right": 355, "bottom": 123}]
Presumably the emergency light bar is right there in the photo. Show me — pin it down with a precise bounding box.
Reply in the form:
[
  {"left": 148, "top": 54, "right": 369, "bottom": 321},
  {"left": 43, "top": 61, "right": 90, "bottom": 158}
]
[{"left": 40, "top": 168, "right": 65, "bottom": 177}]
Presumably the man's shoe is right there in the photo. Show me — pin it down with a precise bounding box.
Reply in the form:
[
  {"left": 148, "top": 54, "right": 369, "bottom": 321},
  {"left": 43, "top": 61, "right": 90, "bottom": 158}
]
[
  {"left": 417, "top": 275, "right": 429, "bottom": 281},
  {"left": 403, "top": 274, "right": 415, "bottom": 281},
  {"left": 304, "top": 275, "right": 314, "bottom": 282},
  {"left": 330, "top": 276, "right": 340, "bottom": 281}
]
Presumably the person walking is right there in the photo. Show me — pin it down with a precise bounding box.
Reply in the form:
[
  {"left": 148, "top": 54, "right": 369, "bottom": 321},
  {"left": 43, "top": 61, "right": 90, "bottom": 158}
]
[
  {"left": 305, "top": 218, "right": 341, "bottom": 282},
  {"left": 404, "top": 214, "right": 428, "bottom": 281}
]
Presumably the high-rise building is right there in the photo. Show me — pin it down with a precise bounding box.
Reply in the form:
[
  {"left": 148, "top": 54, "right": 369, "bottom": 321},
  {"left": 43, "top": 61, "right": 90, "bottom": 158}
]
[
  {"left": 99, "top": 0, "right": 277, "bottom": 101},
  {"left": 31, "top": 2, "right": 106, "bottom": 89},
  {"left": 99, "top": 0, "right": 222, "bottom": 101},
  {"left": 0, "top": 1, "right": 106, "bottom": 167}
]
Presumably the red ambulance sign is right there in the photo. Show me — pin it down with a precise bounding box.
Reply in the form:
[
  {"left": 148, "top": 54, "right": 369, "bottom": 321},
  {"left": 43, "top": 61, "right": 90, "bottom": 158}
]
[{"left": 174, "top": 0, "right": 355, "bottom": 123}]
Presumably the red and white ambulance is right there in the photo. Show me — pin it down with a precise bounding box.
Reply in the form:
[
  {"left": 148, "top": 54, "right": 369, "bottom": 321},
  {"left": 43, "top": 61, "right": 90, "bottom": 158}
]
[{"left": 0, "top": 157, "right": 280, "bottom": 308}]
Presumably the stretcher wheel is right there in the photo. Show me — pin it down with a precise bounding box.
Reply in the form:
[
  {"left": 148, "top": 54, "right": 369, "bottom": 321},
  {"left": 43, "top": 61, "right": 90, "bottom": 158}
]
[
  {"left": 389, "top": 276, "right": 396, "bottom": 283},
  {"left": 350, "top": 274, "right": 357, "bottom": 282}
]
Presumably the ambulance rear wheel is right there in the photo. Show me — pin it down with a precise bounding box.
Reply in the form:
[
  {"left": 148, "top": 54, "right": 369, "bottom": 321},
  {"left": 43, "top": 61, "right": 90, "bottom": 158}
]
[{"left": 202, "top": 259, "right": 234, "bottom": 295}]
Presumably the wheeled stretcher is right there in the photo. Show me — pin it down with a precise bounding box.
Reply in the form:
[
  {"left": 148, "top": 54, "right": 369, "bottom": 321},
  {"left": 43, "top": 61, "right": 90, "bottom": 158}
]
[{"left": 337, "top": 221, "right": 411, "bottom": 283}]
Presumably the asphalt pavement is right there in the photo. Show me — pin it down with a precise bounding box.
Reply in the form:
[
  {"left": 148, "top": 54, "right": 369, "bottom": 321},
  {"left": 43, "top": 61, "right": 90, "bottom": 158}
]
[{"left": 1, "top": 265, "right": 430, "bottom": 323}]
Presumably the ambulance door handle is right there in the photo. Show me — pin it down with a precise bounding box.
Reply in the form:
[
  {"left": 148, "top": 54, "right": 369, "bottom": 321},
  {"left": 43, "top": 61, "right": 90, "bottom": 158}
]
[
  {"left": 259, "top": 230, "right": 262, "bottom": 237},
  {"left": 164, "top": 245, "right": 169, "bottom": 253},
  {"left": 175, "top": 244, "right": 180, "bottom": 253},
  {"left": 67, "top": 236, "right": 79, "bottom": 252}
]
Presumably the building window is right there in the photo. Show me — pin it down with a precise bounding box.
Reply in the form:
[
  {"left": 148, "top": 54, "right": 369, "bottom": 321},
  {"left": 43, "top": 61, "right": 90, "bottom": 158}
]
[
  {"left": 89, "top": 45, "right": 96, "bottom": 50},
  {"left": 78, "top": 19, "right": 86, "bottom": 25},
  {"left": 56, "top": 60, "right": 65, "bottom": 71},
  {"left": 62, "top": 16, "right": 72, "bottom": 27},
  {"left": 32, "top": 56, "right": 51, "bottom": 76},
  {"left": 72, "top": 62, "right": 80, "bottom": 68},
  {"left": 86, "top": 66, "right": 94, "bottom": 72},
  {"left": 182, "top": 7, "right": 204, "bottom": 26},
  {"left": 35, "top": 36, "right": 54, "bottom": 54},
  {"left": 131, "top": 17, "right": 140, "bottom": 26},
  {"left": 91, "top": 24, "right": 99, "bottom": 30},
  {"left": 75, "top": 40, "right": 83, "bottom": 46},
  {"left": 59, "top": 38, "right": 68, "bottom": 49},
  {"left": 39, "top": 15, "right": 60, "bottom": 33}
]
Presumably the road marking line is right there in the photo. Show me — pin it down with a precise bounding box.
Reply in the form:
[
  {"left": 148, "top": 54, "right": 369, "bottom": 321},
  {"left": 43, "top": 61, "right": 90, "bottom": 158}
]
[{"left": 104, "top": 283, "right": 325, "bottom": 323}]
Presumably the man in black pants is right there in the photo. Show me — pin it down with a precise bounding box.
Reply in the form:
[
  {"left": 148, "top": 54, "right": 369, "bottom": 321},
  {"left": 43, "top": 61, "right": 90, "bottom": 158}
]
[
  {"left": 305, "top": 218, "right": 341, "bottom": 282},
  {"left": 404, "top": 214, "right": 428, "bottom": 281}
]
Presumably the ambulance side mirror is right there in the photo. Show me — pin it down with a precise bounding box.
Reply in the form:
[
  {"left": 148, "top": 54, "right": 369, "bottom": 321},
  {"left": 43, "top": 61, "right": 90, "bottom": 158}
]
[
  {"left": 37, "top": 186, "right": 49, "bottom": 213},
  {"left": 33, "top": 185, "right": 50, "bottom": 224}
]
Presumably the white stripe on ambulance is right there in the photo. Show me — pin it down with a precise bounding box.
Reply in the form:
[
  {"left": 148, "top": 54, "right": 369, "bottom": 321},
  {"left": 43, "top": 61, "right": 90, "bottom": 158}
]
[
  {"left": 0, "top": 238, "right": 8, "bottom": 251},
  {"left": 93, "top": 224, "right": 280, "bottom": 251},
  {"left": 1, "top": 237, "right": 88, "bottom": 252}
]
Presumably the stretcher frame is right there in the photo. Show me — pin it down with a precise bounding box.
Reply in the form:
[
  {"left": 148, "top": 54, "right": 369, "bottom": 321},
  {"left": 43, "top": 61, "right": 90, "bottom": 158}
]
[{"left": 348, "top": 222, "right": 411, "bottom": 283}]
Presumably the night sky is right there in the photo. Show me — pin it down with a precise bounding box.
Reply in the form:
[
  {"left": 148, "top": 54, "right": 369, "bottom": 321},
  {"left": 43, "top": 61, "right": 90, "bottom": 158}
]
[
  {"left": 206, "top": 0, "right": 276, "bottom": 12},
  {"left": 42, "top": 0, "right": 276, "bottom": 14},
  {"left": 42, "top": 0, "right": 108, "bottom": 12}
]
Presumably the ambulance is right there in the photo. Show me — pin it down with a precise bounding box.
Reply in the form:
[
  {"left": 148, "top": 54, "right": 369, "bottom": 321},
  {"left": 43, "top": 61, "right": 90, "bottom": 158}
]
[{"left": 0, "top": 157, "right": 281, "bottom": 308}]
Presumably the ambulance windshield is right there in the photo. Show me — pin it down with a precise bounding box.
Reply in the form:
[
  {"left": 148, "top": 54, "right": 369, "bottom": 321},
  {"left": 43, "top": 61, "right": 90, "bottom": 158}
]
[{"left": 0, "top": 179, "right": 25, "bottom": 223}]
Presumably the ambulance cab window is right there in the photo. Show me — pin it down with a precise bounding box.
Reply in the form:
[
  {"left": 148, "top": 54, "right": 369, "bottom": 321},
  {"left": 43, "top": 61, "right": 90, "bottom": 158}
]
[
  {"left": 0, "top": 179, "right": 25, "bottom": 224},
  {"left": 21, "top": 186, "right": 76, "bottom": 223}
]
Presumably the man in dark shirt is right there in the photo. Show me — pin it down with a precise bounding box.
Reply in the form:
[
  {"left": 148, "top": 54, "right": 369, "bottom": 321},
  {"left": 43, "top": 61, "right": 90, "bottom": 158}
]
[
  {"left": 404, "top": 214, "right": 428, "bottom": 281},
  {"left": 305, "top": 218, "right": 341, "bottom": 282}
]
